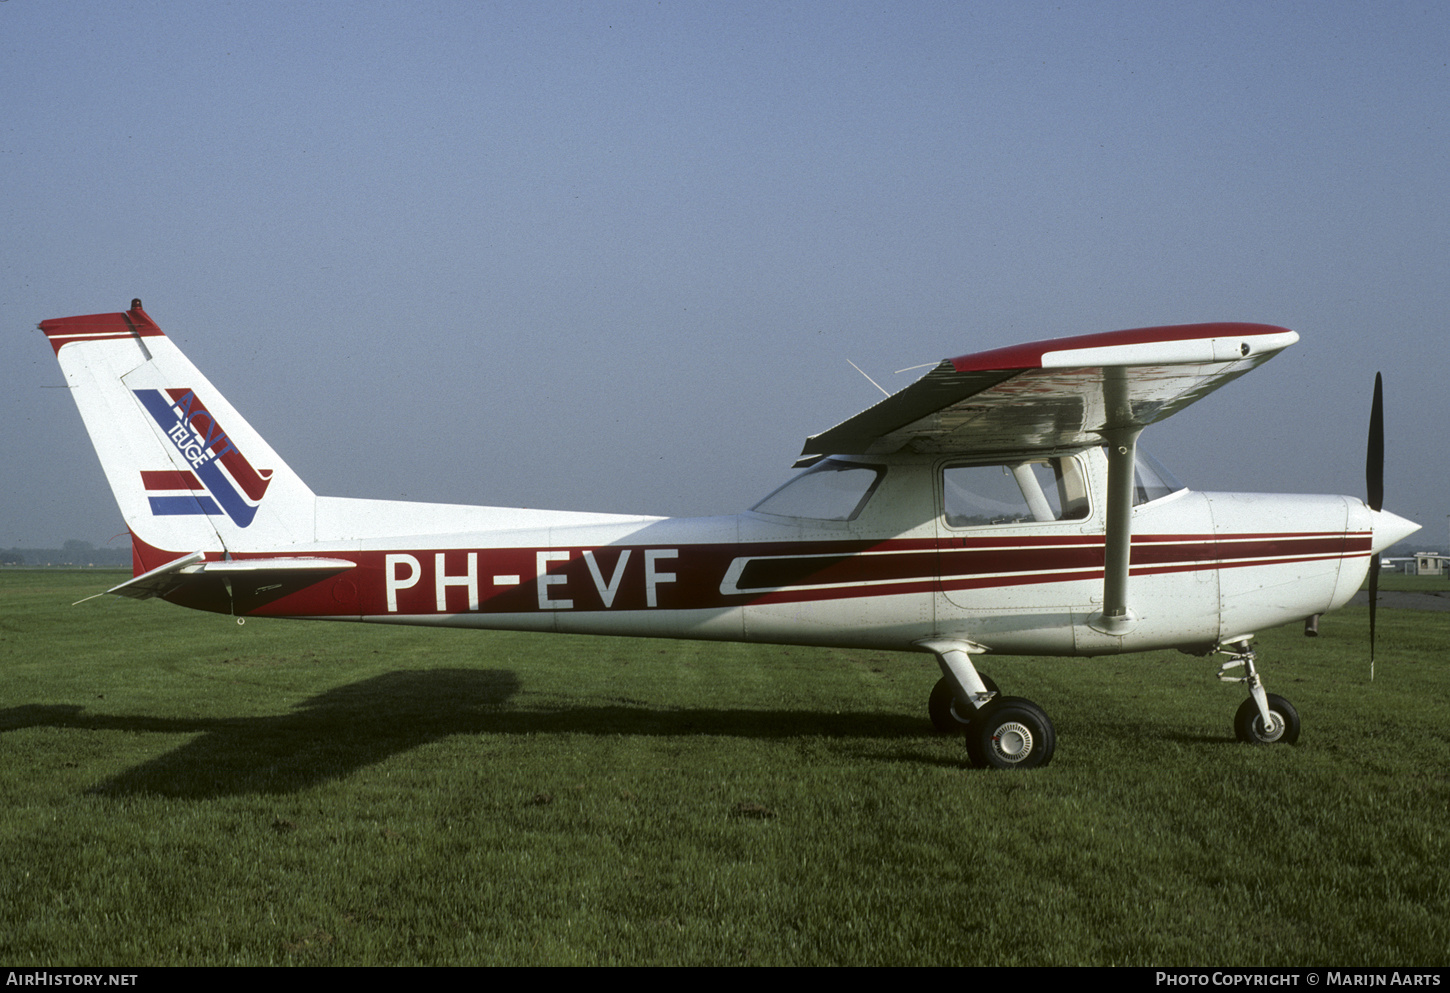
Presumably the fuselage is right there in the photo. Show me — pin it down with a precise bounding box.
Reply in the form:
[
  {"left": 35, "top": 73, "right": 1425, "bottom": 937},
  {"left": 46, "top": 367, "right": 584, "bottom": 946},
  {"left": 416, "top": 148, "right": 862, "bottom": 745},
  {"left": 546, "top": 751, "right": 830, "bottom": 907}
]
[
  {"left": 45, "top": 306, "right": 1415, "bottom": 663},
  {"left": 152, "top": 447, "right": 1380, "bottom": 659}
]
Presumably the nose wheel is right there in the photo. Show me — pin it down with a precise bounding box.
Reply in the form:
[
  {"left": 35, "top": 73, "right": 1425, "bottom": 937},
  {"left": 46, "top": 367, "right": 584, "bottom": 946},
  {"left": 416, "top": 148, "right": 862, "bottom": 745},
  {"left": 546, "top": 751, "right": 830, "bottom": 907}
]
[
  {"left": 1218, "top": 640, "right": 1300, "bottom": 745},
  {"left": 1234, "top": 694, "right": 1300, "bottom": 744}
]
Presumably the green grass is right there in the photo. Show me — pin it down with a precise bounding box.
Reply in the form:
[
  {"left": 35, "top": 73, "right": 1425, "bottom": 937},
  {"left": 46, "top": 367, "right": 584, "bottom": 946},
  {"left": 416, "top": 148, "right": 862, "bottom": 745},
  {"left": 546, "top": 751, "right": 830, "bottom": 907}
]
[
  {"left": 1371, "top": 572, "right": 1450, "bottom": 593},
  {"left": 2, "top": 570, "right": 1447, "bottom": 965}
]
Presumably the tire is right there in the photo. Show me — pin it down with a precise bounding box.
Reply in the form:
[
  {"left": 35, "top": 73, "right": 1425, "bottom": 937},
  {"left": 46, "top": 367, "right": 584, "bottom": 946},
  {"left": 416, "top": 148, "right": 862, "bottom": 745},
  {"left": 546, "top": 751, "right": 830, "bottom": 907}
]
[
  {"left": 964, "top": 696, "right": 1056, "bottom": 769},
  {"left": 1234, "top": 694, "right": 1300, "bottom": 745},
  {"left": 928, "top": 673, "right": 999, "bottom": 733}
]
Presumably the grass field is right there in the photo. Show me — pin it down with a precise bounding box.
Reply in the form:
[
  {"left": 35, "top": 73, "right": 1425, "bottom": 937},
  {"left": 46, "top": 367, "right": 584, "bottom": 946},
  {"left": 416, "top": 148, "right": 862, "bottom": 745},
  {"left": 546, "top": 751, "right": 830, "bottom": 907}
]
[
  {"left": 2, "top": 570, "right": 1446, "bottom": 966},
  {"left": 1373, "top": 573, "right": 1450, "bottom": 593}
]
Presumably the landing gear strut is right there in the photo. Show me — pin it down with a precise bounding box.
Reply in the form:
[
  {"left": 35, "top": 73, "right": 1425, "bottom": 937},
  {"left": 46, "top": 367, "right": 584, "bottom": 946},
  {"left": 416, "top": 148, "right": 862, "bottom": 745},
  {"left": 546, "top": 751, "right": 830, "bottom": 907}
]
[
  {"left": 928, "top": 673, "right": 999, "bottom": 732},
  {"left": 920, "top": 639, "right": 1056, "bottom": 769},
  {"left": 1217, "top": 640, "right": 1300, "bottom": 745}
]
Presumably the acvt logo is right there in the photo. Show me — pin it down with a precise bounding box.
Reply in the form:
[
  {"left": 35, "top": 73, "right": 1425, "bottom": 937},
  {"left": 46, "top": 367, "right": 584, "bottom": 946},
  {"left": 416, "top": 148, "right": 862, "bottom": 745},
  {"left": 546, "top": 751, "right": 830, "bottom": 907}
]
[{"left": 133, "top": 388, "right": 273, "bottom": 527}]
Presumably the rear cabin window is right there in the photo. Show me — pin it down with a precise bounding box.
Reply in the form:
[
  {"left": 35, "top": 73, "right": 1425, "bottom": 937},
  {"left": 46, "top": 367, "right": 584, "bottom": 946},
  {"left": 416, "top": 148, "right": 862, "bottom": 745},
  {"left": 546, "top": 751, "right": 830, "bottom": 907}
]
[
  {"left": 752, "top": 460, "right": 884, "bottom": 521},
  {"left": 942, "top": 457, "right": 1089, "bottom": 528}
]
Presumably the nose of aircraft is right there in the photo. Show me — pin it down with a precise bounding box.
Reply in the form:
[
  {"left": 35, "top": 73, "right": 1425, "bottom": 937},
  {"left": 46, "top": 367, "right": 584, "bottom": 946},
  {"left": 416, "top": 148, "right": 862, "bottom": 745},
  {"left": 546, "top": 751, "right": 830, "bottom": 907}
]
[{"left": 1369, "top": 508, "right": 1420, "bottom": 554}]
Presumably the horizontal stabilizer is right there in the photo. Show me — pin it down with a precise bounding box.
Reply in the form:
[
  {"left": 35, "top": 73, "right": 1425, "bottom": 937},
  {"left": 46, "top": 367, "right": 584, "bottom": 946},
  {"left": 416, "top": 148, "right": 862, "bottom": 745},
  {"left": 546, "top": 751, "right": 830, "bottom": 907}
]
[
  {"left": 107, "top": 553, "right": 356, "bottom": 601},
  {"left": 106, "top": 551, "right": 207, "bottom": 600}
]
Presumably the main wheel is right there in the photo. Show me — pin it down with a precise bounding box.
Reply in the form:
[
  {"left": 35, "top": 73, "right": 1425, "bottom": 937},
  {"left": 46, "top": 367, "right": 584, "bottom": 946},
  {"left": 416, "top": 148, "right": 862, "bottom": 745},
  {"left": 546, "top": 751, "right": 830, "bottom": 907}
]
[
  {"left": 964, "top": 696, "right": 1056, "bottom": 769},
  {"left": 1234, "top": 694, "right": 1300, "bottom": 744},
  {"left": 928, "top": 673, "right": 999, "bottom": 733}
]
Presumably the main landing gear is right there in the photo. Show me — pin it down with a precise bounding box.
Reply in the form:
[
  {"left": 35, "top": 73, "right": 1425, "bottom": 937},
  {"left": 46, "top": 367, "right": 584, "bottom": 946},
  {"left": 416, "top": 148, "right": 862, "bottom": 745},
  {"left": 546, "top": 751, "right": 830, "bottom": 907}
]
[
  {"left": 921, "top": 641, "right": 1056, "bottom": 770},
  {"left": 927, "top": 672, "right": 999, "bottom": 732},
  {"left": 921, "top": 637, "right": 1300, "bottom": 768},
  {"left": 1217, "top": 640, "right": 1300, "bottom": 745}
]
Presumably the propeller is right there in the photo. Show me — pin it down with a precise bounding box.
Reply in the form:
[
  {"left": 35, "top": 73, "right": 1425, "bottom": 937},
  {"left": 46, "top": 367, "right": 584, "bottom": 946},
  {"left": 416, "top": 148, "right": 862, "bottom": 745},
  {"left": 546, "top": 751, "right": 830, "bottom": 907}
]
[{"left": 1366, "top": 372, "right": 1383, "bottom": 678}]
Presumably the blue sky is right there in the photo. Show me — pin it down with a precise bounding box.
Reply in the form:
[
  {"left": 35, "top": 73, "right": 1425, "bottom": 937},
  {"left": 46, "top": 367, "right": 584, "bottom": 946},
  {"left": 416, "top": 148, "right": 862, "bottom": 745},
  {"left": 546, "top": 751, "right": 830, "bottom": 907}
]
[{"left": 5, "top": 1, "right": 1447, "bottom": 550}]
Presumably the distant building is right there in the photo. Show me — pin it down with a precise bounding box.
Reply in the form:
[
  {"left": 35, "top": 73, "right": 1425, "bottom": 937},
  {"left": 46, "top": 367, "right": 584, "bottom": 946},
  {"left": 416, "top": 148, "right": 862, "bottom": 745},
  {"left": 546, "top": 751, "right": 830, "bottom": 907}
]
[{"left": 1414, "top": 552, "right": 1447, "bottom": 576}]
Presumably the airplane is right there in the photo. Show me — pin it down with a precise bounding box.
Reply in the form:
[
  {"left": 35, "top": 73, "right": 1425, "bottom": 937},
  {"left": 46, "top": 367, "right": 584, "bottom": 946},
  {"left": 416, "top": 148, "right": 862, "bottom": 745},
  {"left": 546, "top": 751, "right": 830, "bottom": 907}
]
[{"left": 39, "top": 300, "right": 1420, "bottom": 769}]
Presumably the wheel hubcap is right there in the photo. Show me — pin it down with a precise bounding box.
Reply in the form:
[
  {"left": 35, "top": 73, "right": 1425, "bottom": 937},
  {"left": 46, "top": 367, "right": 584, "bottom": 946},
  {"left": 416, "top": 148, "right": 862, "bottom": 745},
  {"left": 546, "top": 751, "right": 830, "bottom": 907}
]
[
  {"left": 1256, "top": 713, "right": 1284, "bottom": 742},
  {"left": 991, "top": 721, "right": 1033, "bottom": 762}
]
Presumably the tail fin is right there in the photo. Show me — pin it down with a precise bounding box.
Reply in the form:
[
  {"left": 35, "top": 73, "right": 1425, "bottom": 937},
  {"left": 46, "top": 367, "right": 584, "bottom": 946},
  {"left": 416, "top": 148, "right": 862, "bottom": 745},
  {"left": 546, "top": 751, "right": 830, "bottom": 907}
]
[{"left": 41, "top": 301, "right": 317, "bottom": 565}]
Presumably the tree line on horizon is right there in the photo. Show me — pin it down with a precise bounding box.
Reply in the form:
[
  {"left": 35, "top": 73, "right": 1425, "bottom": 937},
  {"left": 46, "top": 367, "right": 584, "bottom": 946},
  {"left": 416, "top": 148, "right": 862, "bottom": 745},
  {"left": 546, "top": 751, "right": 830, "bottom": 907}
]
[{"left": 1, "top": 539, "right": 131, "bottom": 567}]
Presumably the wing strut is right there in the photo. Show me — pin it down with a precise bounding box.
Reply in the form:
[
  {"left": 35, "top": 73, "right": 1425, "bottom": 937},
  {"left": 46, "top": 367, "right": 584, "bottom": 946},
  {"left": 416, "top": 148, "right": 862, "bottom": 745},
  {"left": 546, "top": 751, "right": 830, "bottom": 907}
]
[{"left": 1091, "top": 368, "right": 1141, "bottom": 635}]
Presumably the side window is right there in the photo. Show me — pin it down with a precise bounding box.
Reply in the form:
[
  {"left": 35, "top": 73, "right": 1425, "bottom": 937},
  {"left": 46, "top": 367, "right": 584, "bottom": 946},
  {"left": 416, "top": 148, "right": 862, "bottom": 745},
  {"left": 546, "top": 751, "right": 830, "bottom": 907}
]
[{"left": 942, "top": 458, "right": 1088, "bottom": 528}]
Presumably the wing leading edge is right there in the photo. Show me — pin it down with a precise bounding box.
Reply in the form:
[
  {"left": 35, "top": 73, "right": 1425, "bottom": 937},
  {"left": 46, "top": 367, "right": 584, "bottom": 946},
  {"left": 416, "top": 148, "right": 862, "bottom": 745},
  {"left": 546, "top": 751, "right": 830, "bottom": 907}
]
[{"left": 798, "top": 322, "right": 1298, "bottom": 465}]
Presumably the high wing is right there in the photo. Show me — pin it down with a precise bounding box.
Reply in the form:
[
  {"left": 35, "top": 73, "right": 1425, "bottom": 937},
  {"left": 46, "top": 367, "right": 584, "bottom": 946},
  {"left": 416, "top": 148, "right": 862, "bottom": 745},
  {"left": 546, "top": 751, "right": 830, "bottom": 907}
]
[
  {"left": 801, "top": 321, "right": 1299, "bottom": 636},
  {"left": 799, "top": 322, "right": 1298, "bottom": 465}
]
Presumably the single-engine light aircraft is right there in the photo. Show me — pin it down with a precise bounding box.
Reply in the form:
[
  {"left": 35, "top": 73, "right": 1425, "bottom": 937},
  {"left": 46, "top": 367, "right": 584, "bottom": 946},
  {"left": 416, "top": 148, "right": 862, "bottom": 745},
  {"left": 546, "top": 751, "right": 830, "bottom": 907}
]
[{"left": 40, "top": 301, "right": 1419, "bottom": 768}]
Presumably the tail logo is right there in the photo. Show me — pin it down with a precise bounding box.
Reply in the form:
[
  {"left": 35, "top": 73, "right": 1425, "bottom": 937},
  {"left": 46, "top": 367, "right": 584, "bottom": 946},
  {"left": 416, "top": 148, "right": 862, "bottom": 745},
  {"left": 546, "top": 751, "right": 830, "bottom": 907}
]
[{"left": 133, "top": 388, "right": 274, "bottom": 527}]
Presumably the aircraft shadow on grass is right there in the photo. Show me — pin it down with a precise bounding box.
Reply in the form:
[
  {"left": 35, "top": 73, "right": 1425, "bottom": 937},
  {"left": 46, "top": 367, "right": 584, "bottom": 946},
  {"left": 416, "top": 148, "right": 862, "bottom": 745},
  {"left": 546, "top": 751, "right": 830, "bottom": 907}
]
[{"left": 2, "top": 668, "right": 935, "bottom": 798}]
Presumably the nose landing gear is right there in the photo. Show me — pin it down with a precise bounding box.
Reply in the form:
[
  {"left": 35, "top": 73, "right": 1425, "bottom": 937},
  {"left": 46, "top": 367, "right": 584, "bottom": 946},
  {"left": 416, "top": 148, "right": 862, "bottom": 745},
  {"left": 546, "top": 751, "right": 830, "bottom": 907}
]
[{"left": 1217, "top": 640, "right": 1300, "bottom": 745}]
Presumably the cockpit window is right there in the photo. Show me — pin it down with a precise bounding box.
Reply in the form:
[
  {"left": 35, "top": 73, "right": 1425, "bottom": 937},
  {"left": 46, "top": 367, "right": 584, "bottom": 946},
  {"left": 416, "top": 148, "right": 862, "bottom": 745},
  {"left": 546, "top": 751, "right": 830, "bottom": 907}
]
[
  {"left": 752, "top": 460, "right": 884, "bottom": 521},
  {"left": 942, "top": 457, "right": 1090, "bottom": 528}
]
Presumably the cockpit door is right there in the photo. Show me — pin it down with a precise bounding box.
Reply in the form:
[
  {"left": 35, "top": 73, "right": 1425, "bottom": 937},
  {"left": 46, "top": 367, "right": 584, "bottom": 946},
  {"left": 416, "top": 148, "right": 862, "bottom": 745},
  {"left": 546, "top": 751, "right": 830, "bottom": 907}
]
[{"left": 933, "top": 456, "right": 1099, "bottom": 652}]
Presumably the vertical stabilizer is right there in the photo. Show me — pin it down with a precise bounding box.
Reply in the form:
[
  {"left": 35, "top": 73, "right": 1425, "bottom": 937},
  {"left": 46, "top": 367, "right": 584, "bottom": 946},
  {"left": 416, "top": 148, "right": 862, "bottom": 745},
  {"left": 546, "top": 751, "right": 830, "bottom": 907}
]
[{"left": 40, "top": 302, "right": 316, "bottom": 563}]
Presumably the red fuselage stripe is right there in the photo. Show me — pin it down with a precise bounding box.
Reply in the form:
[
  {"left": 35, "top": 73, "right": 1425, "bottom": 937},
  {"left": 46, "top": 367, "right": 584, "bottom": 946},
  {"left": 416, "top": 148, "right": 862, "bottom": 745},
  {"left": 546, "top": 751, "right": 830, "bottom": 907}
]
[{"left": 174, "top": 531, "right": 1373, "bottom": 618}]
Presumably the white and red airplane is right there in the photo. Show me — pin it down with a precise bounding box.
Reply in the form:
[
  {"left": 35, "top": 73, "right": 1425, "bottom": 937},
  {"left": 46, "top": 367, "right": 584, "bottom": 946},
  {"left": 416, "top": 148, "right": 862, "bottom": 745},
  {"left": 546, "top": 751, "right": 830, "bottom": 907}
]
[{"left": 40, "top": 301, "right": 1419, "bottom": 768}]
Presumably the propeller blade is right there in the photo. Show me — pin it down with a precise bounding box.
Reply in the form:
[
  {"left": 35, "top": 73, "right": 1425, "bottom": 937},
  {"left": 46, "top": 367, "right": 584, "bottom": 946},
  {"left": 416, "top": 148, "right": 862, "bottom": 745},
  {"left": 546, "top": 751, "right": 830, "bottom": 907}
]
[
  {"left": 1365, "top": 372, "right": 1383, "bottom": 677},
  {"left": 1366, "top": 372, "right": 1384, "bottom": 513},
  {"left": 1368, "top": 552, "right": 1379, "bottom": 679}
]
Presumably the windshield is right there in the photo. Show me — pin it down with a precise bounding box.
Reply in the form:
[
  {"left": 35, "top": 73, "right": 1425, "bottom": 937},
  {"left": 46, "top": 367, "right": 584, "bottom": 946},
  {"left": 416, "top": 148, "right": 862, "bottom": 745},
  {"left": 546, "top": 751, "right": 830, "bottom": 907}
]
[
  {"left": 1131, "top": 448, "right": 1186, "bottom": 505},
  {"left": 751, "top": 460, "right": 884, "bottom": 521}
]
